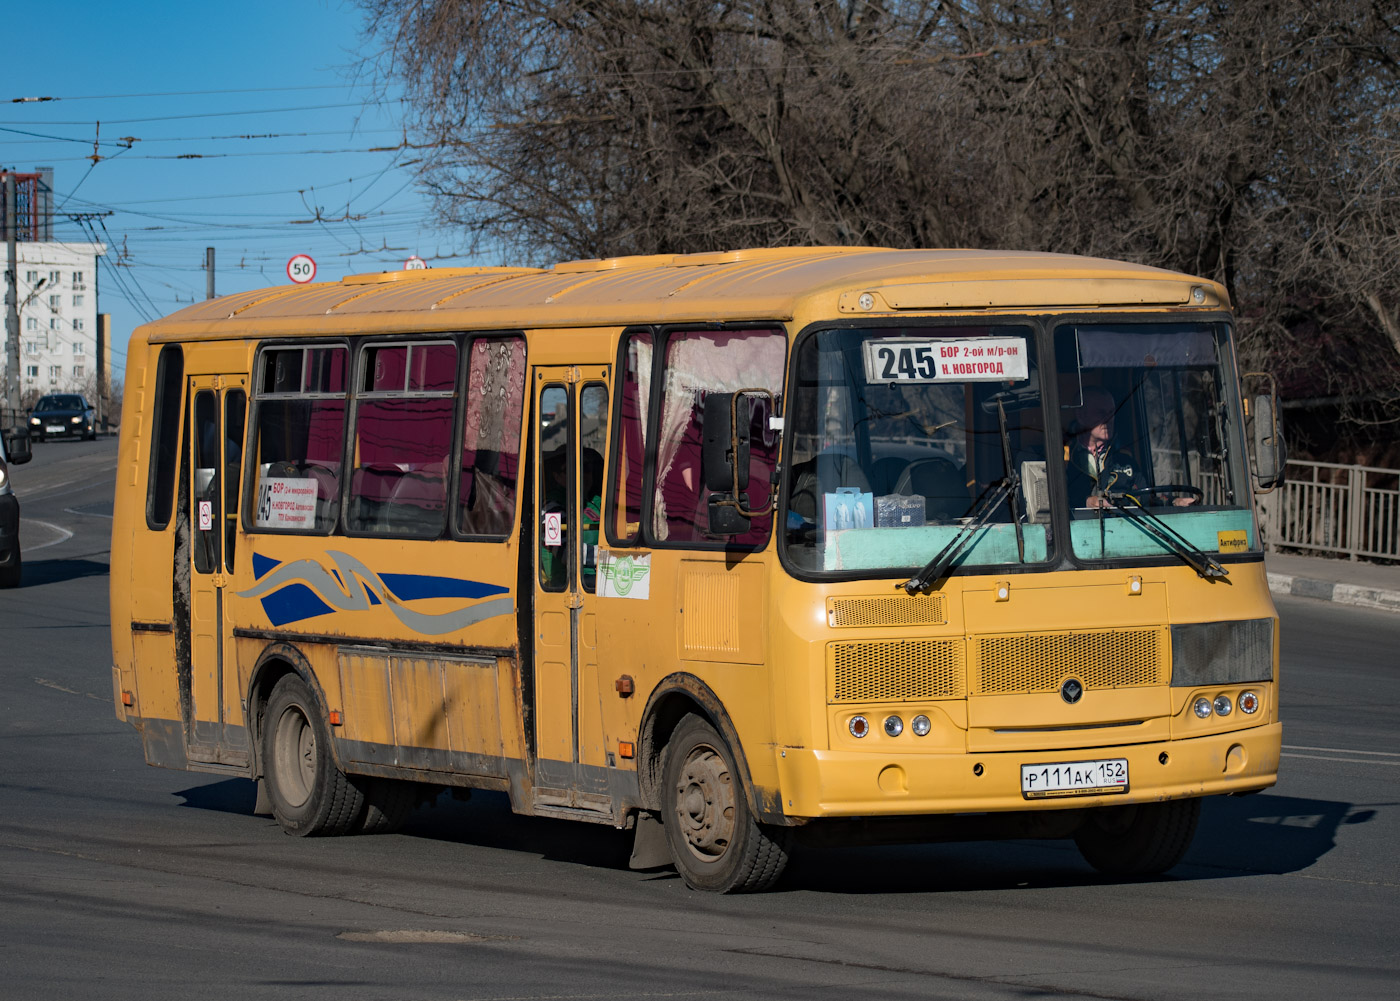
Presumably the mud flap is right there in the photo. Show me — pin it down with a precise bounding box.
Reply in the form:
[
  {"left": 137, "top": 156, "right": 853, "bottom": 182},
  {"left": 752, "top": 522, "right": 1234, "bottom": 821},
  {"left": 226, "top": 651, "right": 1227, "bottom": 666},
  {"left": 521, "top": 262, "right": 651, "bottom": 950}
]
[{"left": 628, "top": 810, "right": 671, "bottom": 870}]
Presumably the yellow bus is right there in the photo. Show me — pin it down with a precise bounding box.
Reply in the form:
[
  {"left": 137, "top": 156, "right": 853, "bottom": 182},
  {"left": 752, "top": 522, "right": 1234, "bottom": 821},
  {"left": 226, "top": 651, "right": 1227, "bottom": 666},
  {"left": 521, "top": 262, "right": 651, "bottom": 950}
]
[{"left": 110, "top": 248, "right": 1284, "bottom": 892}]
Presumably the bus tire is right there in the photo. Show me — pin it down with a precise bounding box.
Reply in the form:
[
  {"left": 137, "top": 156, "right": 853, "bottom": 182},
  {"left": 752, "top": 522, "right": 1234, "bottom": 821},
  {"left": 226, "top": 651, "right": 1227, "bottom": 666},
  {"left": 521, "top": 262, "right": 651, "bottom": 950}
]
[
  {"left": 661, "top": 713, "right": 790, "bottom": 893},
  {"left": 263, "top": 674, "right": 365, "bottom": 837},
  {"left": 356, "top": 777, "right": 418, "bottom": 834},
  {"left": 1073, "top": 797, "right": 1202, "bottom": 877}
]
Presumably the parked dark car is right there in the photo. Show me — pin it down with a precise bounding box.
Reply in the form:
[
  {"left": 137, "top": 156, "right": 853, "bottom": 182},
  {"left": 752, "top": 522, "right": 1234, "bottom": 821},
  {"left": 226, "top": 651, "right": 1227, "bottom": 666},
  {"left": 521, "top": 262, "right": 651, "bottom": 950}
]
[
  {"left": 0, "top": 426, "right": 33, "bottom": 587},
  {"left": 29, "top": 393, "right": 97, "bottom": 441}
]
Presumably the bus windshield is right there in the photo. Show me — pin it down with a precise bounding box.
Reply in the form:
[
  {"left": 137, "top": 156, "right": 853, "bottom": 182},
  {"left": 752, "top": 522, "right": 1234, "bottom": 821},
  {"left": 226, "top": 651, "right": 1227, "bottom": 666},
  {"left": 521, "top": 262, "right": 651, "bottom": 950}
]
[
  {"left": 1055, "top": 321, "right": 1257, "bottom": 562},
  {"left": 783, "top": 325, "right": 1046, "bottom": 574}
]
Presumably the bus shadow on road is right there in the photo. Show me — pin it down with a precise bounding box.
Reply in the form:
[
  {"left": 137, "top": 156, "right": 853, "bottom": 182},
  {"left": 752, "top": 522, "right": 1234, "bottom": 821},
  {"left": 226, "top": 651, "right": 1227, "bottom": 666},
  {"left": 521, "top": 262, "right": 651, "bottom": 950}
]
[
  {"left": 1181, "top": 790, "right": 1376, "bottom": 877},
  {"left": 172, "top": 780, "right": 1370, "bottom": 892},
  {"left": 20, "top": 556, "right": 109, "bottom": 588}
]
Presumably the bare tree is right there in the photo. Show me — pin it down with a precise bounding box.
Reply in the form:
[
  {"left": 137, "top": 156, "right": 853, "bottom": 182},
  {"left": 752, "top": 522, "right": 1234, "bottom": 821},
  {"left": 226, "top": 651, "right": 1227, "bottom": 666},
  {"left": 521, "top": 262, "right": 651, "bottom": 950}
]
[{"left": 358, "top": 0, "right": 1400, "bottom": 440}]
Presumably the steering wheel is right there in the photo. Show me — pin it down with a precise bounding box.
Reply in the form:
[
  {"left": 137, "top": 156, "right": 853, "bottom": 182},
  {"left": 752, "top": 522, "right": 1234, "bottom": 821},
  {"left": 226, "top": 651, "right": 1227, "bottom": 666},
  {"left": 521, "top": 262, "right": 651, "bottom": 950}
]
[{"left": 1135, "top": 484, "right": 1204, "bottom": 504}]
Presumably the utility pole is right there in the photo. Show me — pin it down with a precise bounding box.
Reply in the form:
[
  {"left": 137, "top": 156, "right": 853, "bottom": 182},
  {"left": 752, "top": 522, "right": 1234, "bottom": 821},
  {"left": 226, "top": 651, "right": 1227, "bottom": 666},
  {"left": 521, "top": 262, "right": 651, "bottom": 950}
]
[
  {"left": 4, "top": 174, "right": 19, "bottom": 422},
  {"left": 205, "top": 246, "right": 215, "bottom": 299}
]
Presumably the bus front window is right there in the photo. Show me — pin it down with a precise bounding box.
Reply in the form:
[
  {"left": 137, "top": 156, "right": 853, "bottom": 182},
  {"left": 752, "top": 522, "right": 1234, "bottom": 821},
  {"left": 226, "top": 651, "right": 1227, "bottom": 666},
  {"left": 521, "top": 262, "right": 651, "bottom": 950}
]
[
  {"left": 1055, "top": 322, "right": 1258, "bottom": 562},
  {"left": 783, "top": 325, "right": 1046, "bottom": 575}
]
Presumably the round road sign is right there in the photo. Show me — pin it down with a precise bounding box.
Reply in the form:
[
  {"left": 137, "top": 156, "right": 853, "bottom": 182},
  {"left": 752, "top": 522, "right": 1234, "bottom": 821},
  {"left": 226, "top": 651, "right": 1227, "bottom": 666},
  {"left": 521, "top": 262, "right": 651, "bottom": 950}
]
[
  {"left": 286, "top": 254, "right": 317, "bottom": 284},
  {"left": 404, "top": 255, "right": 427, "bottom": 270}
]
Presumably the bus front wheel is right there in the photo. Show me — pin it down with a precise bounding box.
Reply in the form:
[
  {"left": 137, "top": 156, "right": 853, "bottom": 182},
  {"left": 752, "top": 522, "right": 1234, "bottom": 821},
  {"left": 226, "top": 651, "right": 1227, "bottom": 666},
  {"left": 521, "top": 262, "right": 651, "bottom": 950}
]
[
  {"left": 263, "top": 674, "right": 365, "bottom": 836},
  {"left": 1073, "top": 797, "right": 1202, "bottom": 877},
  {"left": 661, "top": 714, "right": 790, "bottom": 892}
]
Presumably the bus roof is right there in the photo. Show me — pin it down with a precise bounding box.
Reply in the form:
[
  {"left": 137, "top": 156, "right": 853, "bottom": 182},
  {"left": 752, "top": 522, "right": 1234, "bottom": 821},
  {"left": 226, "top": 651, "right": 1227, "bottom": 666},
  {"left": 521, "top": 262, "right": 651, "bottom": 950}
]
[{"left": 141, "top": 247, "right": 1228, "bottom": 340}]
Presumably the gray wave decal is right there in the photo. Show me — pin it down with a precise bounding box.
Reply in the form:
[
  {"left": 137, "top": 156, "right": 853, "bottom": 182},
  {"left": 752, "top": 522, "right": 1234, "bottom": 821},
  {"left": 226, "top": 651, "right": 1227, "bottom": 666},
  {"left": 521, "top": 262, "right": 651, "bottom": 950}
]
[{"left": 235, "top": 550, "right": 514, "bottom": 635}]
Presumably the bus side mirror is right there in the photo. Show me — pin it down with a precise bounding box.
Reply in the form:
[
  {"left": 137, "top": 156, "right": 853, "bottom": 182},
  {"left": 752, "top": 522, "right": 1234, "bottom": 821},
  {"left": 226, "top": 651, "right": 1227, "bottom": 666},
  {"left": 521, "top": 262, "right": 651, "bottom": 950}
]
[
  {"left": 702, "top": 393, "right": 750, "bottom": 493},
  {"left": 1244, "top": 375, "right": 1285, "bottom": 492},
  {"left": 2, "top": 430, "right": 32, "bottom": 465},
  {"left": 702, "top": 393, "right": 752, "bottom": 536}
]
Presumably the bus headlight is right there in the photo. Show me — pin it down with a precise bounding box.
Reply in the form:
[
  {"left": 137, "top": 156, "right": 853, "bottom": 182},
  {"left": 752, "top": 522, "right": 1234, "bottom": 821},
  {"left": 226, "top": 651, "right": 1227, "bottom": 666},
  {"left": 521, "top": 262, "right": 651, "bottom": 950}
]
[
  {"left": 1193, "top": 697, "right": 1213, "bottom": 719},
  {"left": 849, "top": 715, "right": 869, "bottom": 738},
  {"left": 911, "top": 714, "right": 932, "bottom": 737},
  {"left": 1239, "top": 691, "right": 1260, "bottom": 714},
  {"left": 883, "top": 715, "right": 904, "bottom": 737},
  {"left": 1214, "top": 694, "right": 1233, "bottom": 716}
]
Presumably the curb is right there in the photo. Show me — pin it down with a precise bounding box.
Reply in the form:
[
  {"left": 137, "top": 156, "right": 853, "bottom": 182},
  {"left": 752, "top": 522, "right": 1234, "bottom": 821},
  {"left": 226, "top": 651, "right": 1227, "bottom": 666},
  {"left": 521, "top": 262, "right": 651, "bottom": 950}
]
[{"left": 1267, "top": 572, "right": 1400, "bottom": 614}]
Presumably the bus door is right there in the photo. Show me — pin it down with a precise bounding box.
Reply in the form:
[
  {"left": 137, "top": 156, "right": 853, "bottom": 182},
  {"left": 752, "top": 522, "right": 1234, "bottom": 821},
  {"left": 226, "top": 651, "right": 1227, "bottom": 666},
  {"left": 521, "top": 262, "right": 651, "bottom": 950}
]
[
  {"left": 532, "top": 366, "right": 610, "bottom": 812},
  {"left": 184, "top": 373, "right": 249, "bottom": 765}
]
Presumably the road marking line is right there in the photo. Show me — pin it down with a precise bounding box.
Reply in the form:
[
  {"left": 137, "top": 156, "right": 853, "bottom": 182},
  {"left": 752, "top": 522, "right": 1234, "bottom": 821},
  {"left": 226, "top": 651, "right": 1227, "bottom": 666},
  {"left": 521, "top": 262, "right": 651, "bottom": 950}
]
[
  {"left": 63, "top": 506, "right": 113, "bottom": 519},
  {"left": 1281, "top": 752, "right": 1400, "bottom": 766},
  {"left": 25, "top": 520, "right": 73, "bottom": 551},
  {"left": 1282, "top": 744, "right": 1400, "bottom": 758},
  {"left": 33, "top": 678, "right": 105, "bottom": 701}
]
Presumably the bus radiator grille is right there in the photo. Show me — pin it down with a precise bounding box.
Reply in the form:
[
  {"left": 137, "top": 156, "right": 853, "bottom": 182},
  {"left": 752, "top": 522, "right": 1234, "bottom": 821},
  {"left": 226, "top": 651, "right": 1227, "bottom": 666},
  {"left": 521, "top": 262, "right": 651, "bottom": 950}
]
[
  {"left": 974, "top": 629, "right": 1164, "bottom": 695},
  {"left": 829, "top": 639, "right": 965, "bottom": 702},
  {"left": 827, "top": 595, "right": 947, "bottom": 627}
]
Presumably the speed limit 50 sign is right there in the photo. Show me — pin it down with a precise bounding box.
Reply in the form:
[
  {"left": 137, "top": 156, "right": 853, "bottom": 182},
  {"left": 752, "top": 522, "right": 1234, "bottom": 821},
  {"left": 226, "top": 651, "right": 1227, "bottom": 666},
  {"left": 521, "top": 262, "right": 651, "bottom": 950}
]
[{"left": 286, "top": 254, "right": 317, "bottom": 284}]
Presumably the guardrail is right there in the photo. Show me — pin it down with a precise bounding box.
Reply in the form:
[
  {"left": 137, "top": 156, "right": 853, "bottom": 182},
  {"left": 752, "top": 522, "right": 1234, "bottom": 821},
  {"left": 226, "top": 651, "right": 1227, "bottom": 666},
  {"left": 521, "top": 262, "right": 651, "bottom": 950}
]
[{"left": 1257, "top": 459, "right": 1400, "bottom": 562}]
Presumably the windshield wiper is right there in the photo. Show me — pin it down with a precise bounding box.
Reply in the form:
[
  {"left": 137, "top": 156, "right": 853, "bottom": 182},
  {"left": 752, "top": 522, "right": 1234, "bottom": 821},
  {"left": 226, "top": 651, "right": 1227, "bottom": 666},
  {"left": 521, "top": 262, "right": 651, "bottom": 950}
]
[
  {"left": 900, "top": 398, "right": 1024, "bottom": 595},
  {"left": 1102, "top": 488, "right": 1229, "bottom": 579},
  {"left": 900, "top": 477, "right": 1012, "bottom": 594}
]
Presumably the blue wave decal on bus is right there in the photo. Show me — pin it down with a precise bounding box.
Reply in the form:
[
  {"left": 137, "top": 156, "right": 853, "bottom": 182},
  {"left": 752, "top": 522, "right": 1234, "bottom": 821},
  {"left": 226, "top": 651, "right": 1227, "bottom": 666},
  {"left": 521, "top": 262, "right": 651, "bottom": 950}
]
[{"left": 237, "top": 551, "right": 513, "bottom": 635}]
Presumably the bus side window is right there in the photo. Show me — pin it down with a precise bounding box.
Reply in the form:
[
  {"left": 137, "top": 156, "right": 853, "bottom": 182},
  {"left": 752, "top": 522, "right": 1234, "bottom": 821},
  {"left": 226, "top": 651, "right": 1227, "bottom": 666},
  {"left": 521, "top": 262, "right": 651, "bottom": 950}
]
[
  {"left": 652, "top": 328, "right": 785, "bottom": 545},
  {"left": 249, "top": 345, "right": 348, "bottom": 534},
  {"left": 146, "top": 344, "right": 184, "bottom": 530},
  {"left": 347, "top": 342, "right": 456, "bottom": 538},
  {"left": 192, "top": 390, "right": 220, "bottom": 574},
  {"left": 579, "top": 383, "right": 608, "bottom": 592},
  {"left": 457, "top": 337, "right": 526, "bottom": 538},
  {"left": 608, "top": 330, "right": 652, "bottom": 545}
]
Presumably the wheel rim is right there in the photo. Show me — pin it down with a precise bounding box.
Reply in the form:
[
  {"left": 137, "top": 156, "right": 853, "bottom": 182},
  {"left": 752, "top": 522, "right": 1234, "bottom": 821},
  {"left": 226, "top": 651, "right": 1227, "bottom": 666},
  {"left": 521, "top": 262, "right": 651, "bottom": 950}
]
[
  {"left": 673, "top": 742, "right": 736, "bottom": 863},
  {"left": 272, "top": 703, "right": 316, "bottom": 809}
]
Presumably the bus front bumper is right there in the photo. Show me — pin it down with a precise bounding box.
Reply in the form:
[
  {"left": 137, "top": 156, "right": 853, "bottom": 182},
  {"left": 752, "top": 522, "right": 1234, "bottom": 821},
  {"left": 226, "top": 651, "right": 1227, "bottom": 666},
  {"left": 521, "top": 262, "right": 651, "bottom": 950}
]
[{"left": 775, "top": 722, "right": 1281, "bottom": 818}]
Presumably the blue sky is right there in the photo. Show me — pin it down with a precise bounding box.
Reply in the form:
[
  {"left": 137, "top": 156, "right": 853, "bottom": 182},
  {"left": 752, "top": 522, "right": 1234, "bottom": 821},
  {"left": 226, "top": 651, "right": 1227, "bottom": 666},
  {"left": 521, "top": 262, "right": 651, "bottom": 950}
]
[{"left": 3, "top": 0, "right": 463, "bottom": 380}]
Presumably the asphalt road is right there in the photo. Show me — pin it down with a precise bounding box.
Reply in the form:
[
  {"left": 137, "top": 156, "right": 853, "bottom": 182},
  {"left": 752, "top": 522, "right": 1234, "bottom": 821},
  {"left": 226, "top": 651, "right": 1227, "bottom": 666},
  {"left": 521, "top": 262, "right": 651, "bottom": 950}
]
[{"left": 2, "top": 438, "right": 1397, "bottom": 1000}]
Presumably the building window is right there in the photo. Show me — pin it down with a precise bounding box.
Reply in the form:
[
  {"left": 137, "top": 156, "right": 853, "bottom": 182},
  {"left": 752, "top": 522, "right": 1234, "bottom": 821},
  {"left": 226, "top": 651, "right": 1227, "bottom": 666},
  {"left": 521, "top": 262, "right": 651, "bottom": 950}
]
[
  {"left": 72, "top": 271, "right": 84, "bottom": 284},
  {"left": 50, "top": 365, "right": 62, "bottom": 381},
  {"left": 49, "top": 295, "right": 61, "bottom": 309},
  {"left": 48, "top": 270, "right": 61, "bottom": 285},
  {"left": 25, "top": 270, "right": 38, "bottom": 283},
  {"left": 24, "top": 340, "right": 40, "bottom": 354},
  {"left": 25, "top": 317, "right": 37, "bottom": 331},
  {"left": 25, "top": 366, "right": 38, "bottom": 380},
  {"left": 73, "top": 341, "right": 84, "bottom": 355},
  {"left": 73, "top": 319, "right": 84, "bottom": 331},
  {"left": 73, "top": 294, "right": 84, "bottom": 307},
  {"left": 50, "top": 318, "right": 60, "bottom": 330},
  {"left": 73, "top": 365, "right": 85, "bottom": 379}
]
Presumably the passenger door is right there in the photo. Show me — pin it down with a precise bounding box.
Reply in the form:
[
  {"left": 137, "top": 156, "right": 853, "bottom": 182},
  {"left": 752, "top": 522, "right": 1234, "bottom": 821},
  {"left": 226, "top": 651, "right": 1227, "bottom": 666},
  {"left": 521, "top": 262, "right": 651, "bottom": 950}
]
[
  {"left": 184, "top": 373, "right": 249, "bottom": 764},
  {"left": 531, "top": 366, "right": 610, "bottom": 812}
]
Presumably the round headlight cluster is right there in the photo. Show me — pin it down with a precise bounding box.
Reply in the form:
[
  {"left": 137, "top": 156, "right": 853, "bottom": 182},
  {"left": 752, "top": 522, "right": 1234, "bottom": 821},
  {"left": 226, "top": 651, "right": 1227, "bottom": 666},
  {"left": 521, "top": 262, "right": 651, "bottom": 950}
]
[
  {"left": 1194, "top": 690, "right": 1263, "bottom": 719},
  {"left": 849, "top": 713, "right": 938, "bottom": 738}
]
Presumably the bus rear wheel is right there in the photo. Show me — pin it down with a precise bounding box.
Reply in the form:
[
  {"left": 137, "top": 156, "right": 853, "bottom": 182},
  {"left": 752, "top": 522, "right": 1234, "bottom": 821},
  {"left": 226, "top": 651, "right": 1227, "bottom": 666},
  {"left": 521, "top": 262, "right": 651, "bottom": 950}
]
[
  {"left": 1073, "top": 797, "right": 1202, "bottom": 877},
  {"left": 263, "top": 674, "right": 365, "bottom": 836},
  {"left": 661, "top": 714, "right": 790, "bottom": 892}
]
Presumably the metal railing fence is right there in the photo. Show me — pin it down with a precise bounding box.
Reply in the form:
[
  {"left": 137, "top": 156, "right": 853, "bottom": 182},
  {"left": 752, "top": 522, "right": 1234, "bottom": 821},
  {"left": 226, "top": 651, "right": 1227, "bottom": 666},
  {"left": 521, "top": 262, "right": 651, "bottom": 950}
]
[{"left": 1257, "top": 459, "right": 1400, "bottom": 562}]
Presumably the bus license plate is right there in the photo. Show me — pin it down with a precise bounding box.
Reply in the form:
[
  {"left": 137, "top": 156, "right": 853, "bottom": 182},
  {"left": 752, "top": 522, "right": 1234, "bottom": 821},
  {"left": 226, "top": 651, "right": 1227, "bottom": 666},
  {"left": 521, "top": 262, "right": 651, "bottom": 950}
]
[{"left": 1021, "top": 758, "right": 1128, "bottom": 799}]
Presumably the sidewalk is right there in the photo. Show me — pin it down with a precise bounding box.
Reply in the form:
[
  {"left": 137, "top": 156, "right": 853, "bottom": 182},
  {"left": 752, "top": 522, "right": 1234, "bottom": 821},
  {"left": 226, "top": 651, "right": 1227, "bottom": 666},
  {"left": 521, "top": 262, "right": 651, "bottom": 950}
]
[{"left": 1265, "top": 551, "right": 1400, "bottom": 613}]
